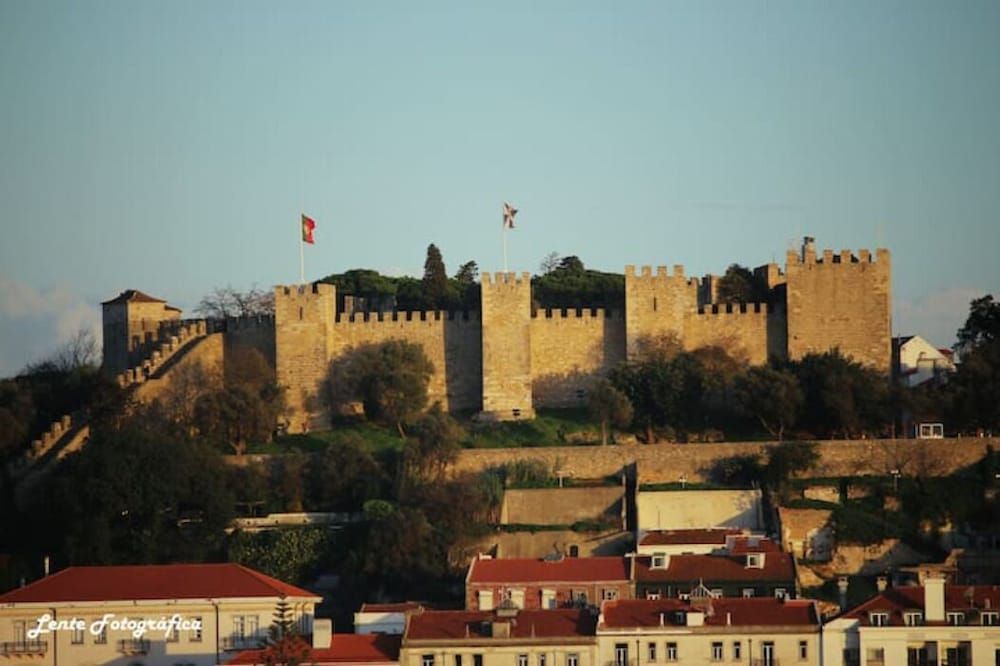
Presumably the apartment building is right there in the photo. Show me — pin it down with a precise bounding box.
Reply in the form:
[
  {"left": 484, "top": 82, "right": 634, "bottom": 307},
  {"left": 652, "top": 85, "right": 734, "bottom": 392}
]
[{"left": 466, "top": 556, "right": 632, "bottom": 611}]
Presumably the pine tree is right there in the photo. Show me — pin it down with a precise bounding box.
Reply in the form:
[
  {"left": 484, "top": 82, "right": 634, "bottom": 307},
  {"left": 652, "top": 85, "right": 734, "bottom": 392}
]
[
  {"left": 259, "top": 595, "right": 312, "bottom": 666},
  {"left": 422, "top": 243, "right": 448, "bottom": 309}
]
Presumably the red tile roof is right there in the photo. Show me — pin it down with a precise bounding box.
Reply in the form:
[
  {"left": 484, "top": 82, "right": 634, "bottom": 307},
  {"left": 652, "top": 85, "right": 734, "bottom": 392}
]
[
  {"left": 634, "top": 553, "right": 794, "bottom": 584},
  {"left": 728, "top": 537, "right": 782, "bottom": 554},
  {"left": 406, "top": 609, "right": 597, "bottom": 641},
  {"left": 601, "top": 598, "right": 818, "bottom": 628},
  {"left": 639, "top": 529, "right": 743, "bottom": 546},
  {"left": 842, "top": 585, "right": 1000, "bottom": 626},
  {"left": 468, "top": 557, "right": 629, "bottom": 584},
  {"left": 0, "top": 564, "right": 318, "bottom": 604},
  {"left": 227, "top": 634, "right": 401, "bottom": 664},
  {"left": 101, "top": 289, "right": 168, "bottom": 305}
]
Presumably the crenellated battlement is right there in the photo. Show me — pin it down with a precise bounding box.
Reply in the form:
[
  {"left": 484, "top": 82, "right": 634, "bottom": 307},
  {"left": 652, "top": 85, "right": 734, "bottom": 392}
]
[
  {"left": 695, "top": 302, "right": 771, "bottom": 315},
  {"left": 335, "top": 310, "right": 480, "bottom": 324},
  {"left": 786, "top": 247, "right": 889, "bottom": 266},
  {"left": 532, "top": 307, "right": 622, "bottom": 320},
  {"left": 481, "top": 271, "right": 532, "bottom": 287},
  {"left": 625, "top": 264, "right": 693, "bottom": 283},
  {"left": 276, "top": 282, "right": 335, "bottom": 298},
  {"left": 114, "top": 319, "right": 212, "bottom": 388},
  {"left": 224, "top": 314, "right": 275, "bottom": 330}
]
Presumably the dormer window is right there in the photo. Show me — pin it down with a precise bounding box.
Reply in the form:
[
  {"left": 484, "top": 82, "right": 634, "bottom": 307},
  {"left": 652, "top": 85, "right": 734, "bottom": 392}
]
[
  {"left": 746, "top": 553, "right": 765, "bottom": 569},
  {"left": 982, "top": 611, "right": 999, "bottom": 626},
  {"left": 651, "top": 553, "right": 667, "bottom": 569},
  {"left": 947, "top": 612, "right": 964, "bottom": 626},
  {"left": 869, "top": 612, "right": 889, "bottom": 626},
  {"left": 674, "top": 612, "right": 686, "bottom": 625},
  {"left": 903, "top": 612, "right": 923, "bottom": 626}
]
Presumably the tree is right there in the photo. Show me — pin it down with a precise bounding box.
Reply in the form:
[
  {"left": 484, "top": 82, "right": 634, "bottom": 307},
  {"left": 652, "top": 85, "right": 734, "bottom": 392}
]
[
  {"left": 956, "top": 294, "right": 1000, "bottom": 355},
  {"left": 308, "top": 434, "right": 383, "bottom": 511},
  {"left": 716, "top": 264, "right": 768, "bottom": 304},
  {"left": 764, "top": 441, "right": 819, "bottom": 499},
  {"left": 790, "top": 351, "right": 890, "bottom": 438},
  {"left": 194, "top": 284, "right": 274, "bottom": 319},
  {"left": 422, "top": 244, "right": 449, "bottom": 309},
  {"left": 455, "top": 261, "right": 479, "bottom": 284},
  {"left": 733, "top": 366, "right": 803, "bottom": 440},
  {"left": 29, "top": 417, "right": 234, "bottom": 565},
  {"left": 539, "top": 251, "right": 561, "bottom": 274},
  {"left": 257, "top": 596, "right": 312, "bottom": 666},
  {"left": 228, "top": 527, "right": 332, "bottom": 586},
  {"left": 587, "top": 379, "right": 633, "bottom": 445},
  {"left": 338, "top": 340, "right": 435, "bottom": 437},
  {"left": 610, "top": 357, "right": 683, "bottom": 443},
  {"left": 404, "top": 402, "right": 464, "bottom": 483}
]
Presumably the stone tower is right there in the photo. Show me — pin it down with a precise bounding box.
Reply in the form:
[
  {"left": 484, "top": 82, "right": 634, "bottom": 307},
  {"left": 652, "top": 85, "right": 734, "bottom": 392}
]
[
  {"left": 101, "top": 290, "right": 182, "bottom": 376},
  {"left": 623, "top": 265, "right": 698, "bottom": 360},
  {"left": 274, "top": 282, "right": 336, "bottom": 432},
  {"left": 480, "top": 272, "right": 535, "bottom": 420},
  {"left": 785, "top": 240, "right": 892, "bottom": 372}
]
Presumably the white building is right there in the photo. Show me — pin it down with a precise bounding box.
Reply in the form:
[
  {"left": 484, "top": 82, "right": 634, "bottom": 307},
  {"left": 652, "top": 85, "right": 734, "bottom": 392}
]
[
  {"left": 0, "top": 563, "right": 321, "bottom": 666},
  {"left": 822, "top": 577, "right": 1000, "bottom": 666},
  {"left": 893, "top": 335, "right": 956, "bottom": 388}
]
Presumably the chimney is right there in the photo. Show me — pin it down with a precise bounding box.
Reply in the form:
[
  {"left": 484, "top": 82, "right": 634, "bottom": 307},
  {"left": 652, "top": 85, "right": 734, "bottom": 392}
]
[
  {"left": 876, "top": 576, "right": 888, "bottom": 592},
  {"left": 925, "top": 576, "right": 946, "bottom": 623},
  {"left": 837, "top": 577, "right": 849, "bottom": 612},
  {"left": 312, "top": 619, "right": 332, "bottom": 649},
  {"left": 43, "top": 556, "right": 50, "bottom": 577}
]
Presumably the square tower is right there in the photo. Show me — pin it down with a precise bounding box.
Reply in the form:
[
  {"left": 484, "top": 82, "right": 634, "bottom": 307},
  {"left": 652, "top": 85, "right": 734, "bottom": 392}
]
[{"left": 480, "top": 272, "right": 535, "bottom": 420}]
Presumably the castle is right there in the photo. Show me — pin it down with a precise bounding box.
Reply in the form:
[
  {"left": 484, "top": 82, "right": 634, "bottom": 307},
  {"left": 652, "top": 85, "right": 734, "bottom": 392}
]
[{"left": 102, "top": 238, "right": 891, "bottom": 432}]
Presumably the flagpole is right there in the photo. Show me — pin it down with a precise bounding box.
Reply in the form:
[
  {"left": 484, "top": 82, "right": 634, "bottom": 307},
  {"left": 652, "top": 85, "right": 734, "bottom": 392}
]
[
  {"left": 299, "top": 231, "right": 305, "bottom": 284},
  {"left": 503, "top": 225, "right": 508, "bottom": 273}
]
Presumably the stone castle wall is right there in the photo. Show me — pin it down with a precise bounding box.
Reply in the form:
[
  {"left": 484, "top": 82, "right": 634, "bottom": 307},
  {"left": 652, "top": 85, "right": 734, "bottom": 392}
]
[
  {"left": 450, "top": 437, "right": 996, "bottom": 483},
  {"left": 530, "top": 309, "right": 626, "bottom": 408},
  {"left": 480, "top": 272, "right": 535, "bottom": 419},
  {"left": 683, "top": 304, "right": 770, "bottom": 364}
]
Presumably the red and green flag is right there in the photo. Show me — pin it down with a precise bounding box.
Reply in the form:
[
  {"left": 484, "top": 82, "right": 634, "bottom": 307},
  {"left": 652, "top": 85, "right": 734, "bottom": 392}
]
[{"left": 301, "top": 214, "right": 316, "bottom": 244}]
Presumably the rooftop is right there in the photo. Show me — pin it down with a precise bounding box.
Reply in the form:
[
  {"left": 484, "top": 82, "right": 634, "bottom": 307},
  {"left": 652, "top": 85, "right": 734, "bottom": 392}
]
[
  {"left": 101, "top": 289, "right": 168, "bottom": 305},
  {"left": 359, "top": 602, "right": 426, "bottom": 613},
  {"left": 228, "top": 634, "right": 401, "bottom": 664},
  {"left": 634, "top": 552, "right": 794, "bottom": 584},
  {"left": 406, "top": 609, "right": 597, "bottom": 641},
  {"left": 468, "top": 557, "right": 630, "bottom": 584},
  {"left": 601, "top": 598, "right": 819, "bottom": 628},
  {"left": 0, "top": 564, "right": 317, "bottom": 604},
  {"left": 842, "top": 585, "right": 1000, "bottom": 627}
]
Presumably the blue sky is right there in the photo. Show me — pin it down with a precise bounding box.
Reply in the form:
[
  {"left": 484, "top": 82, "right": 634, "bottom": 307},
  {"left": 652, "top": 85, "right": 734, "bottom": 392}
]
[{"left": 1, "top": 0, "right": 998, "bottom": 375}]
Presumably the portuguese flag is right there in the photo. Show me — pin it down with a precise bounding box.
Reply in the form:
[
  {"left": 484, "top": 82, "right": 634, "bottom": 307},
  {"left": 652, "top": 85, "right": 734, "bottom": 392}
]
[{"left": 301, "top": 214, "right": 316, "bottom": 244}]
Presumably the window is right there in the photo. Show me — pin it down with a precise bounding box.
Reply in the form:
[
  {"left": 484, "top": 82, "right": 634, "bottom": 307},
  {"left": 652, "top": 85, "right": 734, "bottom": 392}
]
[
  {"left": 711, "top": 642, "right": 723, "bottom": 661},
  {"left": 455, "top": 655, "right": 463, "bottom": 666},
  {"left": 983, "top": 611, "right": 999, "bottom": 626},
  {"left": 947, "top": 612, "right": 965, "bottom": 626},
  {"left": 732, "top": 642, "right": 741, "bottom": 660},
  {"left": 774, "top": 588, "right": 787, "bottom": 599},
  {"left": 647, "top": 642, "right": 656, "bottom": 661},
  {"left": 71, "top": 626, "right": 85, "bottom": 644},
  {"left": 167, "top": 625, "right": 179, "bottom": 642},
  {"left": 602, "top": 588, "right": 619, "bottom": 601},
  {"left": 518, "top": 654, "right": 529, "bottom": 666},
  {"left": 866, "top": 648, "right": 885, "bottom": 663},
  {"left": 95, "top": 624, "right": 108, "bottom": 645},
  {"left": 422, "top": 655, "right": 435, "bottom": 666},
  {"left": 645, "top": 591, "right": 661, "bottom": 600},
  {"left": 541, "top": 589, "right": 556, "bottom": 609},
  {"left": 651, "top": 553, "right": 667, "bottom": 568},
  {"left": 708, "top": 588, "right": 722, "bottom": 599},
  {"left": 742, "top": 588, "right": 755, "bottom": 598},
  {"left": 746, "top": 553, "right": 763, "bottom": 568},
  {"left": 567, "top": 655, "right": 578, "bottom": 666},
  {"left": 761, "top": 642, "right": 775, "bottom": 666},
  {"left": 568, "top": 545, "right": 580, "bottom": 558},
  {"left": 907, "top": 646, "right": 930, "bottom": 666},
  {"left": 904, "top": 612, "right": 923, "bottom": 626},
  {"left": 798, "top": 640, "right": 808, "bottom": 660},
  {"left": 475, "top": 656, "right": 483, "bottom": 666},
  {"left": 190, "top": 617, "right": 203, "bottom": 642},
  {"left": 539, "top": 654, "right": 546, "bottom": 666},
  {"left": 478, "top": 590, "right": 494, "bottom": 611},
  {"left": 665, "top": 643, "right": 678, "bottom": 662},
  {"left": 614, "top": 644, "right": 628, "bottom": 666},
  {"left": 869, "top": 612, "right": 889, "bottom": 626}
]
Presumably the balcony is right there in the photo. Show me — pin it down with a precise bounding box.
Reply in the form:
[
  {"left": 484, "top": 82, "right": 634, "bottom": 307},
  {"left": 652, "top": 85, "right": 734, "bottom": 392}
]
[
  {"left": 222, "top": 635, "right": 259, "bottom": 651},
  {"left": 0, "top": 641, "right": 48, "bottom": 656},
  {"left": 117, "top": 638, "right": 151, "bottom": 655}
]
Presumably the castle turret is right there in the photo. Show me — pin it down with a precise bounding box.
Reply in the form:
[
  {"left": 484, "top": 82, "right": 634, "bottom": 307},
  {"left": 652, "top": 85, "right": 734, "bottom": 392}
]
[
  {"left": 101, "top": 290, "right": 182, "bottom": 376},
  {"left": 480, "top": 272, "right": 534, "bottom": 420},
  {"left": 623, "top": 264, "right": 698, "bottom": 360},
  {"left": 274, "top": 282, "right": 336, "bottom": 432},
  {"left": 785, "top": 238, "right": 891, "bottom": 372}
]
